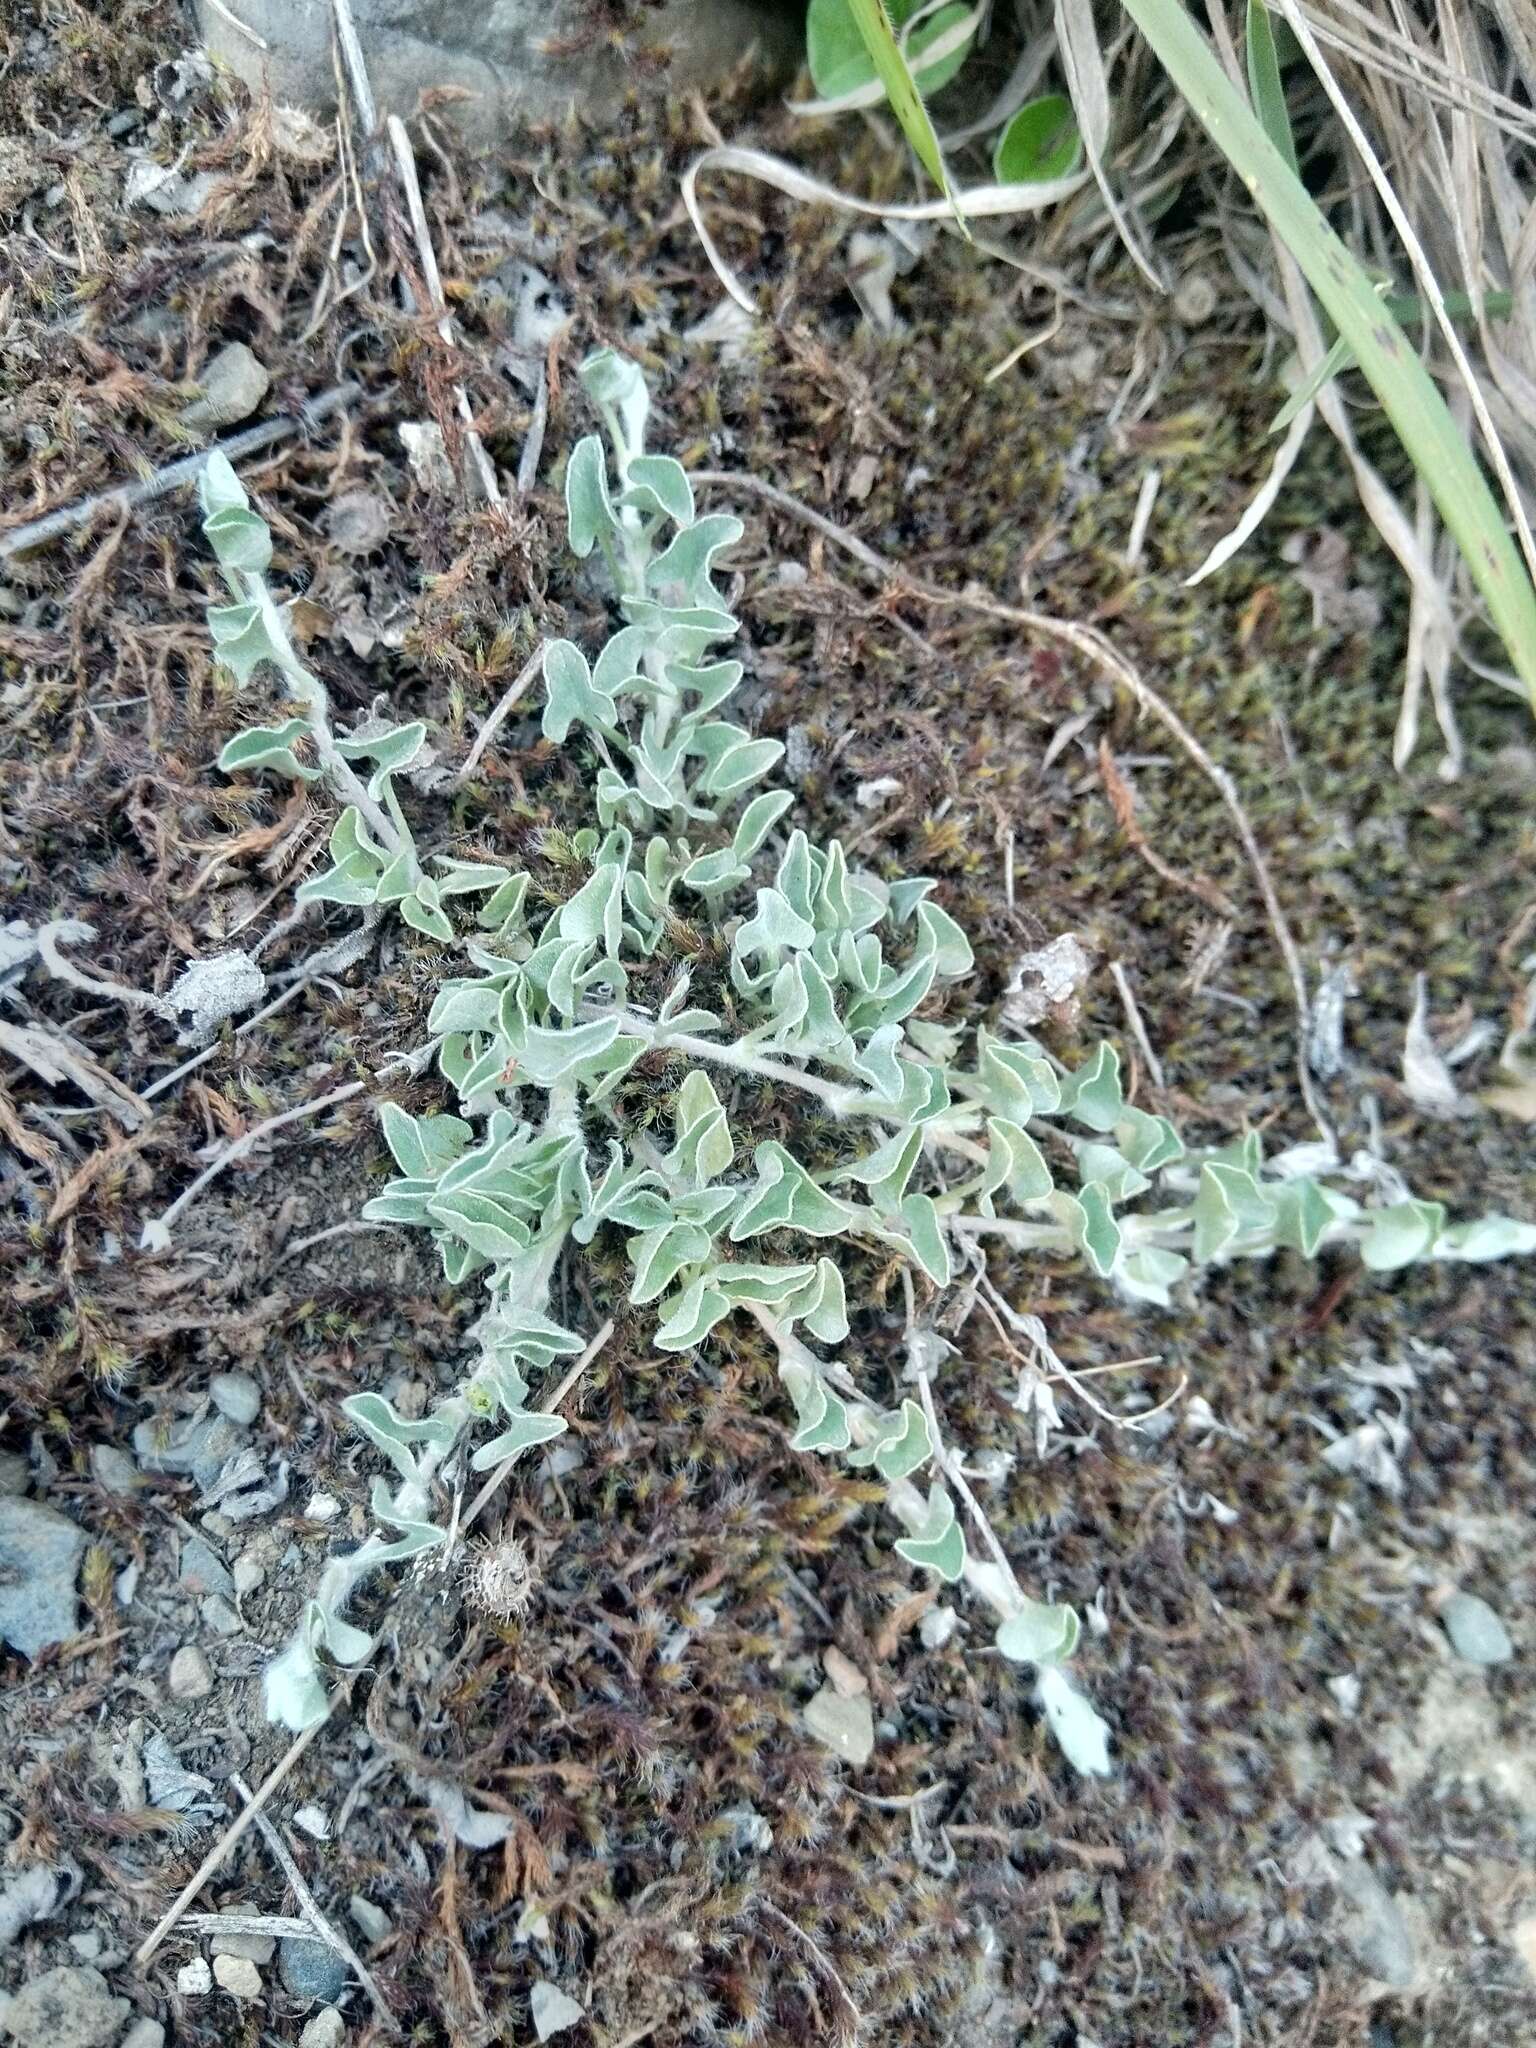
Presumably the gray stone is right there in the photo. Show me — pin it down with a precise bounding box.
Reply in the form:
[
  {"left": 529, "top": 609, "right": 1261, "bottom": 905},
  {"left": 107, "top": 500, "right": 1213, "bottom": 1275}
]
[
  {"left": 0, "top": 1496, "right": 86, "bottom": 1659},
  {"left": 212, "top": 1954, "right": 262, "bottom": 2001},
  {"left": 209, "top": 1371, "right": 262, "bottom": 1427},
  {"left": 182, "top": 345, "right": 270, "bottom": 432},
  {"left": 1335, "top": 1859, "right": 1417, "bottom": 1990},
  {"left": 1441, "top": 1590, "right": 1514, "bottom": 1666},
  {"left": 89, "top": 1445, "right": 139, "bottom": 1495},
  {"left": 0, "top": 1452, "right": 28, "bottom": 1495},
  {"left": 530, "top": 1981, "right": 586, "bottom": 2042},
  {"left": 0, "top": 1867, "right": 69, "bottom": 1954},
  {"left": 132, "top": 1414, "right": 245, "bottom": 1492},
  {"left": 279, "top": 1937, "right": 350, "bottom": 2003},
  {"left": 299, "top": 2012, "right": 345, "bottom": 2048},
  {"left": 168, "top": 1645, "right": 213, "bottom": 1700},
  {"left": 212, "top": 1910, "right": 276, "bottom": 1964},
  {"left": 0, "top": 1967, "right": 128, "bottom": 2048},
  {"left": 348, "top": 1894, "right": 391, "bottom": 1945},
  {"left": 201, "top": 1594, "right": 243, "bottom": 1637},
  {"left": 193, "top": 0, "right": 800, "bottom": 146},
  {"left": 178, "top": 1537, "right": 235, "bottom": 1601},
  {"left": 120, "top": 2023, "right": 166, "bottom": 2048},
  {"left": 803, "top": 1685, "right": 875, "bottom": 1767}
]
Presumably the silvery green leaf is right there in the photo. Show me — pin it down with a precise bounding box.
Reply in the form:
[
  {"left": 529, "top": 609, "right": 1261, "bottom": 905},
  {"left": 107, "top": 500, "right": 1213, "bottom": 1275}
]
[
  {"left": 887, "top": 877, "right": 935, "bottom": 923},
  {"left": 469, "top": 1408, "right": 568, "bottom": 1471},
  {"left": 400, "top": 891, "right": 454, "bottom": 943},
  {"left": 729, "top": 1141, "right": 859, "bottom": 1241},
  {"left": 1117, "top": 1245, "right": 1188, "bottom": 1305},
  {"left": 1434, "top": 1214, "right": 1536, "bottom": 1261},
  {"left": 987, "top": 1118, "right": 1053, "bottom": 1202},
  {"left": 714, "top": 1260, "right": 818, "bottom": 1305},
  {"left": 620, "top": 596, "right": 738, "bottom": 661},
  {"left": 368, "top": 1478, "right": 447, "bottom": 1562},
  {"left": 835, "top": 1124, "right": 922, "bottom": 1213},
  {"left": 1035, "top": 1664, "right": 1112, "bottom": 1777},
  {"left": 894, "top": 1483, "right": 966, "bottom": 1582},
  {"left": 849, "top": 948, "right": 936, "bottom": 1031},
  {"left": 906, "top": 1018, "right": 963, "bottom": 1062},
  {"left": 1072, "top": 1141, "right": 1150, "bottom": 1205},
  {"left": 337, "top": 720, "right": 428, "bottom": 799},
  {"left": 916, "top": 899, "right": 974, "bottom": 977},
  {"left": 782, "top": 1256, "right": 849, "bottom": 1344},
  {"left": 208, "top": 600, "right": 286, "bottom": 685},
  {"left": 436, "top": 856, "right": 520, "bottom": 897},
  {"left": 675, "top": 1185, "right": 739, "bottom": 1231},
  {"left": 344, "top": 1390, "right": 460, "bottom": 1481},
  {"left": 629, "top": 1220, "right": 714, "bottom": 1305},
  {"left": 681, "top": 846, "right": 748, "bottom": 894},
  {"left": 563, "top": 433, "right": 614, "bottom": 558},
  {"left": 429, "top": 981, "right": 502, "bottom": 1035},
  {"left": 297, "top": 861, "right": 379, "bottom": 907},
  {"left": 203, "top": 503, "right": 272, "bottom": 574},
  {"left": 775, "top": 831, "right": 817, "bottom": 924},
  {"left": 620, "top": 453, "right": 694, "bottom": 524},
  {"left": 1360, "top": 1197, "right": 1447, "bottom": 1272},
  {"left": 783, "top": 1366, "right": 851, "bottom": 1454},
  {"left": 973, "top": 1027, "right": 1061, "bottom": 1117},
  {"left": 869, "top": 1398, "right": 932, "bottom": 1481},
  {"left": 648, "top": 513, "right": 744, "bottom": 609},
  {"left": 591, "top": 625, "right": 650, "bottom": 696},
  {"left": 897, "top": 1192, "right": 951, "bottom": 1287},
  {"left": 264, "top": 1633, "right": 329, "bottom": 1731},
  {"left": 1192, "top": 1162, "right": 1275, "bottom": 1263},
  {"left": 479, "top": 871, "right": 531, "bottom": 933},
  {"left": 373, "top": 848, "right": 416, "bottom": 903},
  {"left": 512, "top": 1016, "right": 622, "bottom": 1085},
  {"left": 666, "top": 1069, "right": 733, "bottom": 1185},
  {"left": 676, "top": 656, "right": 746, "bottom": 716},
  {"left": 654, "top": 1273, "right": 733, "bottom": 1351},
  {"left": 1269, "top": 1176, "right": 1338, "bottom": 1258},
  {"left": 199, "top": 448, "right": 250, "bottom": 518},
  {"left": 1212, "top": 1130, "right": 1265, "bottom": 1177},
  {"left": 735, "top": 886, "right": 817, "bottom": 962},
  {"left": 1058, "top": 1042, "right": 1124, "bottom": 1131},
  {"left": 1053, "top": 1185, "right": 1122, "bottom": 1278},
  {"left": 309, "top": 1601, "right": 374, "bottom": 1669},
  {"left": 219, "top": 715, "right": 319, "bottom": 780},
  {"left": 426, "top": 1187, "right": 533, "bottom": 1260},
  {"left": 697, "top": 733, "right": 783, "bottom": 799},
  {"left": 996, "top": 1599, "right": 1080, "bottom": 1666},
  {"left": 580, "top": 346, "right": 649, "bottom": 460},
  {"left": 558, "top": 861, "right": 626, "bottom": 956},
  {"left": 543, "top": 638, "right": 619, "bottom": 744},
  {"left": 1115, "top": 1106, "right": 1185, "bottom": 1173},
  {"left": 378, "top": 1101, "right": 473, "bottom": 1178},
  {"left": 359, "top": 1177, "right": 437, "bottom": 1225}
]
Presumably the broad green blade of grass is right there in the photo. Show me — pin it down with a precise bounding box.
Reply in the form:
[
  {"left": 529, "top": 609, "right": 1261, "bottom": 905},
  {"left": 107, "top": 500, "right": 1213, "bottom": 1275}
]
[
  {"left": 1123, "top": 0, "right": 1536, "bottom": 714},
  {"left": 846, "top": 0, "right": 967, "bottom": 230}
]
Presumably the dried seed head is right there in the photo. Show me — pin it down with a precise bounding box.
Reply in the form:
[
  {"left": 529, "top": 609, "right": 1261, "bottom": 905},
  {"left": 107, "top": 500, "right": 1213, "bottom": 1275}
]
[{"left": 459, "top": 1535, "right": 536, "bottom": 1621}]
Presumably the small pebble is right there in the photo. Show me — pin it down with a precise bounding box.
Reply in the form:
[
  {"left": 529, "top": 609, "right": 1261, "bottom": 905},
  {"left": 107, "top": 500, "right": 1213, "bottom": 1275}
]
[
  {"left": 803, "top": 1685, "right": 875, "bottom": 1767},
  {"left": 89, "top": 1444, "right": 140, "bottom": 1495},
  {"left": 213, "top": 1953, "right": 263, "bottom": 2000},
  {"left": 348, "top": 1894, "right": 391, "bottom": 1945},
  {"left": 201, "top": 1594, "right": 243, "bottom": 1637},
  {"left": 211, "top": 1910, "right": 275, "bottom": 1964},
  {"left": 178, "top": 1538, "right": 234, "bottom": 1601},
  {"left": 823, "top": 1646, "right": 868, "bottom": 1698},
  {"left": 292, "top": 1803, "right": 330, "bottom": 1839},
  {"left": 209, "top": 1372, "right": 261, "bottom": 1427},
  {"left": 232, "top": 1555, "right": 265, "bottom": 1598},
  {"left": 1441, "top": 1590, "right": 1514, "bottom": 1666},
  {"left": 67, "top": 1930, "right": 102, "bottom": 1961},
  {"left": 121, "top": 2021, "right": 166, "bottom": 2048},
  {"left": 305, "top": 1493, "right": 341, "bottom": 1523},
  {"left": 168, "top": 1645, "right": 213, "bottom": 1700},
  {"left": 530, "top": 1980, "right": 587, "bottom": 2042},
  {"left": 279, "top": 1935, "right": 349, "bottom": 2003},
  {"left": 175, "top": 1958, "right": 212, "bottom": 1996},
  {"left": 299, "top": 2010, "right": 345, "bottom": 2048}
]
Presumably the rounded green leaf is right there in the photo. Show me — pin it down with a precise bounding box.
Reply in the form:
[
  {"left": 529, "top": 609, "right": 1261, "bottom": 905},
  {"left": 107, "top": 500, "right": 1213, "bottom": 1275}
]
[{"left": 993, "top": 93, "right": 1083, "bottom": 185}]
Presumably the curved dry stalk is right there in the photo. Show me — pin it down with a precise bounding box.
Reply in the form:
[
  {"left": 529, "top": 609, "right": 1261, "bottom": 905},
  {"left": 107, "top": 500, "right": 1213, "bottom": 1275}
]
[{"left": 681, "top": 141, "right": 1089, "bottom": 313}]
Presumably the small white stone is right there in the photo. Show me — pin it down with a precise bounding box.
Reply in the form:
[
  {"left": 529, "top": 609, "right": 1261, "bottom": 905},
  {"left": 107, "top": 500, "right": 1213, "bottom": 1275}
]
[
  {"left": 348, "top": 1894, "right": 391, "bottom": 1945},
  {"left": 530, "top": 1980, "right": 587, "bottom": 2042},
  {"left": 232, "top": 1555, "right": 265, "bottom": 1597},
  {"left": 299, "top": 2011, "right": 345, "bottom": 2048},
  {"left": 919, "top": 1605, "right": 958, "bottom": 1650},
  {"left": 292, "top": 1803, "right": 331, "bottom": 1839},
  {"left": 306, "top": 1493, "right": 341, "bottom": 1522},
  {"left": 803, "top": 1685, "right": 875, "bottom": 1767},
  {"left": 213, "top": 1953, "right": 263, "bottom": 2000},
  {"left": 168, "top": 1645, "right": 213, "bottom": 1700},
  {"left": 209, "top": 1371, "right": 261, "bottom": 1426},
  {"left": 176, "top": 1957, "right": 212, "bottom": 1995}
]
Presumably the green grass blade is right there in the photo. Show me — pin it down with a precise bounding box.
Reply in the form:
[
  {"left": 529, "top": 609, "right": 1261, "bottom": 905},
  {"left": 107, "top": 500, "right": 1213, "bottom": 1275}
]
[
  {"left": 1124, "top": 0, "right": 1536, "bottom": 713},
  {"left": 1246, "top": 0, "right": 1299, "bottom": 178},
  {"left": 1270, "top": 290, "right": 1517, "bottom": 436},
  {"left": 846, "top": 0, "right": 966, "bottom": 229}
]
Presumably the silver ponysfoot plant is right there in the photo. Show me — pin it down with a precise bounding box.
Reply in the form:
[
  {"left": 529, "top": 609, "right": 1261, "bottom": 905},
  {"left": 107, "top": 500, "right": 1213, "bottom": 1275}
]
[{"left": 201, "top": 353, "right": 1536, "bottom": 1769}]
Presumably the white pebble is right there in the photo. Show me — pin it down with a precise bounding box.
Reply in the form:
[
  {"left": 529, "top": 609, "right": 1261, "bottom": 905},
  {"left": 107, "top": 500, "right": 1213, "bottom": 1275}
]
[
  {"left": 176, "top": 1958, "right": 212, "bottom": 1995},
  {"left": 168, "top": 1645, "right": 213, "bottom": 1700},
  {"left": 213, "top": 1953, "right": 263, "bottom": 2000}
]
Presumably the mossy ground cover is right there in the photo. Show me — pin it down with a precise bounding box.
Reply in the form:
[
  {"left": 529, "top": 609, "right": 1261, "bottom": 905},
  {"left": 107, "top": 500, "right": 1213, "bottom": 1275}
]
[{"left": 2, "top": 7, "right": 1534, "bottom": 2043}]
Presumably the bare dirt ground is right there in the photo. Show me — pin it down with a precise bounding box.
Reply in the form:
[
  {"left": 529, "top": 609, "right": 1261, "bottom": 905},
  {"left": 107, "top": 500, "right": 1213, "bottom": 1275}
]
[{"left": 3, "top": 6, "right": 1536, "bottom": 2046}]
